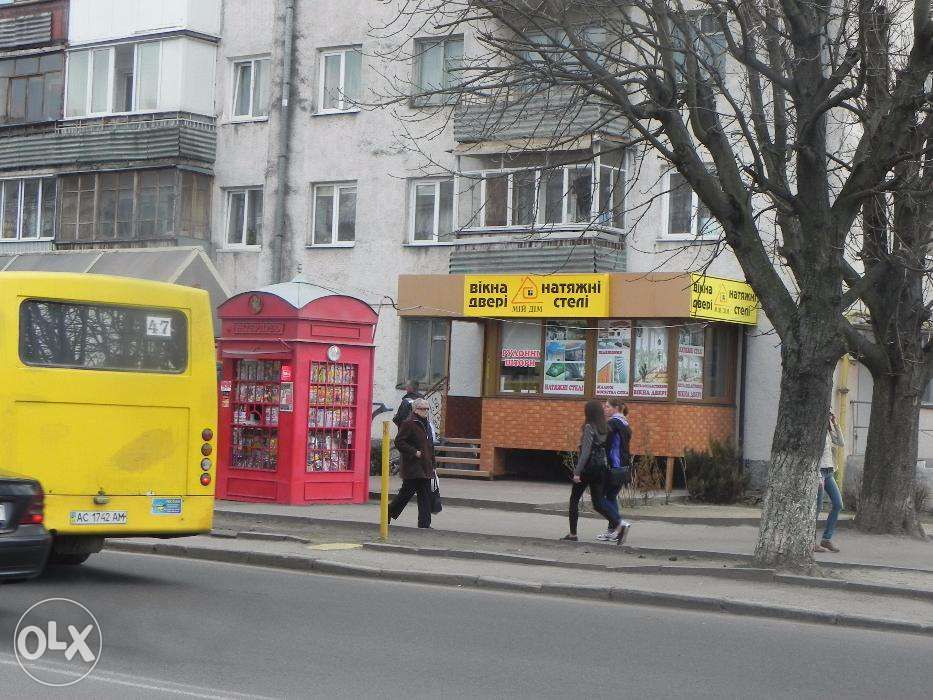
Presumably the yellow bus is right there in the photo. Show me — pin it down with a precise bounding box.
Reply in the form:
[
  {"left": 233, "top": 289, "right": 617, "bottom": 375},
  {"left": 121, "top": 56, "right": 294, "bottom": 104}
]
[{"left": 0, "top": 272, "right": 216, "bottom": 565}]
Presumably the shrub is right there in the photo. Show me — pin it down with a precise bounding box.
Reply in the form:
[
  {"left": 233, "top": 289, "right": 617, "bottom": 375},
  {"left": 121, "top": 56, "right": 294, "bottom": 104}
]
[{"left": 685, "top": 439, "right": 749, "bottom": 504}]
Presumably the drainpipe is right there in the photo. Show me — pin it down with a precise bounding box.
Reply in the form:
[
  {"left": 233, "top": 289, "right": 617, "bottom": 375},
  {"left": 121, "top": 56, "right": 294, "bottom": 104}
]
[{"left": 272, "top": 0, "right": 296, "bottom": 283}]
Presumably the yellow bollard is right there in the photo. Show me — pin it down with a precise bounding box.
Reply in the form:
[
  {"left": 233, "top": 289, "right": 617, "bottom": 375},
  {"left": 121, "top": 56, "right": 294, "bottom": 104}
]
[{"left": 380, "top": 420, "right": 390, "bottom": 541}]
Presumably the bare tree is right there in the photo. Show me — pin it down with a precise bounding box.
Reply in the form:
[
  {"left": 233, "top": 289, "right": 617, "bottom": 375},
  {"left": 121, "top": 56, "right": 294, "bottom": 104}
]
[{"left": 376, "top": 0, "right": 933, "bottom": 568}]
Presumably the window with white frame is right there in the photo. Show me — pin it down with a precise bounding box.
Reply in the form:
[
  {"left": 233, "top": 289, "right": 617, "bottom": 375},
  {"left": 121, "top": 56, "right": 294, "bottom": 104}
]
[
  {"left": 318, "top": 47, "right": 361, "bottom": 113},
  {"left": 672, "top": 12, "right": 727, "bottom": 81},
  {"left": 664, "top": 170, "right": 716, "bottom": 240},
  {"left": 457, "top": 155, "right": 625, "bottom": 230},
  {"left": 0, "top": 177, "right": 55, "bottom": 241},
  {"left": 232, "top": 57, "right": 271, "bottom": 119},
  {"left": 410, "top": 178, "right": 454, "bottom": 243},
  {"left": 311, "top": 182, "right": 356, "bottom": 246},
  {"left": 66, "top": 41, "right": 161, "bottom": 117},
  {"left": 412, "top": 36, "right": 463, "bottom": 106},
  {"left": 226, "top": 188, "right": 263, "bottom": 247}
]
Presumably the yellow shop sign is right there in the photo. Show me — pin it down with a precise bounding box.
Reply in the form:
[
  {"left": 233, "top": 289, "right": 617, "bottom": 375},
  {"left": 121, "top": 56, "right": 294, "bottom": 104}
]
[
  {"left": 690, "top": 273, "right": 759, "bottom": 325},
  {"left": 464, "top": 274, "right": 610, "bottom": 317}
]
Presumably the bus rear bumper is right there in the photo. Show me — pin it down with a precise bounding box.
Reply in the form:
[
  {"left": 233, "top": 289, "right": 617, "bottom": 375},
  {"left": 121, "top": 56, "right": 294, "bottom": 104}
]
[{"left": 44, "top": 495, "right": 214, "bottom": 537}]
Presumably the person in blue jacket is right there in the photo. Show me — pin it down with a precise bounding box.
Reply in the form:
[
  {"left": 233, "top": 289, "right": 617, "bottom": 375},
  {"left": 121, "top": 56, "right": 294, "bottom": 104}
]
[{"left": 599, "top": 398, "right": 633, "bottom": 543}]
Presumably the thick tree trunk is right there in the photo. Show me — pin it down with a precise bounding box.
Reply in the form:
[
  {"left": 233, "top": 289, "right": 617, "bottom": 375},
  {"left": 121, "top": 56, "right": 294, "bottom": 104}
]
[
  {"left": 754, "top": 341, "right": 836, "bottom": 571},
  {"left": 856, "top": 373, "right": 927, "bottom": 538}
]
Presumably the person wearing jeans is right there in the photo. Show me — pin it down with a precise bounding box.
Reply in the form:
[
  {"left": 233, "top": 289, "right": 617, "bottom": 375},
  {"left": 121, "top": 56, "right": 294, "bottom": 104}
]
[
  {"left": 815, "top": 411, "right": 845, "bottom": 553},
  {"left": 600, "top": 398, "right": 633, "bottom": 543}
]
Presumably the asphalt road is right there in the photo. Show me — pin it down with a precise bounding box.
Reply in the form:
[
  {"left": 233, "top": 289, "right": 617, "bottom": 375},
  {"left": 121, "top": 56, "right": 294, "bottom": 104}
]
[{"left": 0, "top": 552, "right": 930, "bottom": 699}]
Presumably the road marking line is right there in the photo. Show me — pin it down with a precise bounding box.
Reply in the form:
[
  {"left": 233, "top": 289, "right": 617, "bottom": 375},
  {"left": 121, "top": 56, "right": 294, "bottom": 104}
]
[{"left": 0, "top": 655, "right": 281, "bottom": 700}]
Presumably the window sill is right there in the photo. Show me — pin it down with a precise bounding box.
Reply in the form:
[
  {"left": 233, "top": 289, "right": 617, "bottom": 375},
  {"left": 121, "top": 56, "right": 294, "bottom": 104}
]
[
  {"left": 405, "top": 240, "right": 456, "bottom": 247},
  {"left": 313, "top": 109, "right": 361, "bottom": 117},
  {"left": 656, "top": 234, "right": 720, "bottom": 244},
  {"left": 225, "top": 116, "right": 270, "bottom": 125},
  {"left": 219, "top": 246, "right": 262, "bottom": 253},
  {"left": 306, "top": 242, "right": 355, "bottom": 249}
]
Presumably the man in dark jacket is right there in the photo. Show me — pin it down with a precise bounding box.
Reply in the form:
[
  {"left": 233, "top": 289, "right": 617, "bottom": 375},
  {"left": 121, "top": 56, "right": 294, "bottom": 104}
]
[{"left": 389, "top": 398, "right": 436, "bottom": 528}]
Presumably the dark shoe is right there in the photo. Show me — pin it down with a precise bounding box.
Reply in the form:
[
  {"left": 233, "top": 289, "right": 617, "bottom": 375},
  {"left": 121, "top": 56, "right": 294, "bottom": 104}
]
[
  {"left": 820, "top": 539, "right": 839, "bottom": 553},
  {"left": 561, "top": 534, "right": 578, "bottom": 541}
]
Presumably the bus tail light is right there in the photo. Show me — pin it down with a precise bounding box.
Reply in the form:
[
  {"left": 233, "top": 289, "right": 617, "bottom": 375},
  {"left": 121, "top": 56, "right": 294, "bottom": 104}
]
[
  {"left": 19, "top": 485, "right": 44, "bottom": 526},
  {"left": 200, "top": 473, "right": 212, "bottom": 486},
  {"left": 201, "top": 443, "right": 212, "bottom": 456},
  {"left": 200, "top": 458, "right": 212, "bottom": 471},
  {"left": 202, "top": 428, "right": 214, "bottom": 442}
]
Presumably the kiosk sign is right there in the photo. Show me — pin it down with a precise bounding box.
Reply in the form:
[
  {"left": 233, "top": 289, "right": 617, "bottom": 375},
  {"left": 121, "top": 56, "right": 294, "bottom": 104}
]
[
  {"left": 689, "top": 274, "right": 759, "bottom": 325},
  {"left": 464, "top": 274, "right": 610, "bottom": 317}
]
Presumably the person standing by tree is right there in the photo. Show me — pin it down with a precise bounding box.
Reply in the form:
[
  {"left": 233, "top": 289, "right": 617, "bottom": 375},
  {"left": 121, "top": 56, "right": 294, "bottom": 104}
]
[
  {"left": 389, "top": 398, "right": 436, "bottom": 528},
  {"left": 814, "top": 412, "right": 846, "bottom": 553},
  {"left": 563, "top": 400, "right": 621, "bottom": 542}
]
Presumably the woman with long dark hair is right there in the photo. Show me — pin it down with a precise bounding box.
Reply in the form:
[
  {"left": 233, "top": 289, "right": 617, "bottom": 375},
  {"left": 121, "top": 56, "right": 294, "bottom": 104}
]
[{"left": 562, "top": 399, "right": 622, "bottom": 541}]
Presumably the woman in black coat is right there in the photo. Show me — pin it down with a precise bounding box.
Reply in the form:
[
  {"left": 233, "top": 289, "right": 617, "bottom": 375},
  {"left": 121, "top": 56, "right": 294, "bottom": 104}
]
[
  {"left": 388, "top": 398, "right": 436, "bottom": 528},
  {"left": 563, "top": 399, "right": 621, "bottom": 541}
]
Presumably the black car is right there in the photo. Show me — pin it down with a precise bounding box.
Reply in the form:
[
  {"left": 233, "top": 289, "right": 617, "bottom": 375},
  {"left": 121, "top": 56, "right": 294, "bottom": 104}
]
[{"left": 0, "top": 470, "right": 51, "bottom": 581}]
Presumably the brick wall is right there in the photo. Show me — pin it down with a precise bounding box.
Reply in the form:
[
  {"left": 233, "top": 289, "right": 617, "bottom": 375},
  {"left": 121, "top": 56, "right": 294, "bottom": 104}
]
[
  {"left": 479, "top": 397, "right": 735, "bottom": 475},
  {"left": 443, "top": 395, "right": 483, "bottom": 438}
]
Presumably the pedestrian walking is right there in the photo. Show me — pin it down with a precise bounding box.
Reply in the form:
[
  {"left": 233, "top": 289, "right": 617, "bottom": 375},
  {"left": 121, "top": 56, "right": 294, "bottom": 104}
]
[
  {"left": 389, "top": 398, "right": 436, "bottom": 528},
  {"left": 599, "top": 398, "right": 633, "bottom": 543},
  {"left": 392, "top": 380, "right": 423, "bottom": 427},
  {"left": 563, "top": 400, "right": 623, "bottom": 542},
  {"left": 814, "top": 411, "right": 845, "bottom": 553}
]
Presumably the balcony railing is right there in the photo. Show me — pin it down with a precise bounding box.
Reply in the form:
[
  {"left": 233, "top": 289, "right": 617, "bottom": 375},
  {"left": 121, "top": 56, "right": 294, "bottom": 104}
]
[
  {"left": 448, "top": 225, "right": 626, "bottom": 274},
  {"left": 0, "top": 112, "right": 216, "bottom": 172},
  {"left": 453, "top": 87, "right": 627, "bottom": 144}
]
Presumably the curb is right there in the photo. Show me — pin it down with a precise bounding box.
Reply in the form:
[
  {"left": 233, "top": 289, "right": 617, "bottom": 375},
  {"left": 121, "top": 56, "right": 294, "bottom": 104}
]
[
  {"left": 213, "top": 507, "right": 933, "bottom": 576},
  {"left": 104, "top": 540, "right": 932, "bottom": 638}
]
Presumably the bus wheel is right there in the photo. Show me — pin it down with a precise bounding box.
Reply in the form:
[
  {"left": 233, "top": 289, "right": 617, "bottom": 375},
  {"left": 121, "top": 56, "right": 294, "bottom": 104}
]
[{"left": 48, "top": 552, "right": 91, "bottom": 566}]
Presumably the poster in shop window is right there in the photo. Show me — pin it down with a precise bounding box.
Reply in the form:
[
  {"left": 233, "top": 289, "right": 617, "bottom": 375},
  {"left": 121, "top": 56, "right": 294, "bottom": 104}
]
[
  {"left": 633, "top": 323, "right": 668, "bottom": 398},
  {"left": 596, "top": 320, "right": 631, "bottom": 397},
  {"left": 543, "top": 321, "right": 586, "bottom": 395},
  {"left": 677, "top": 326, "right": 705, "bottom": 400}
]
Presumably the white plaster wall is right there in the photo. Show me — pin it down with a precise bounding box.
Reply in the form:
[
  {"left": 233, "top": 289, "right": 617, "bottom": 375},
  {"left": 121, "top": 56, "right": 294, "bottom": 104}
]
[
  {"left": 448, "top": 321, "right": 484, "bottom": 397},
  {"left": 213, "top": 0, "right": 456, "bottom": 428},
  {"left": 70, "top": 0, "right": 220, "bottom": 43}
]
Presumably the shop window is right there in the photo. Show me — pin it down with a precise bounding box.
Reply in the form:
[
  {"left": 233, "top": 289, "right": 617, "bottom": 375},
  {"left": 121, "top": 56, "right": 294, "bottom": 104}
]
[
  {"left": 0, "top": 53, "right": 64, "bottom": 125},
  {"left": 226, "top": 187, "right": 263, "bottom": 248},
  {"left": 66, "top": 41, "right": 162, "bottom": 117},
  {"left": 398, "top": 318, "right": 449, "bottom": 387},
  {"left": 409, "top": 178, "right": 454, "bottom": 243},
  {"left": 59, "top": 169, "right": 206, "bottom": 243},
  {"left": 19, "top": 301, "right": 188, "bottom": 373},
  {"left": 311, "top": 182, "right": 356, "bottom": 246},
  {"left": 595, "top": 320, "right": 631, "bottom": 397},
  {"left": 705, "top": 324, "right": 733, "bottom": 400},
  {"left": 0, "top": 177, "right": 55, "bottom": 241},
  {"left": 544, "top": 320, "right": 587, "bottom": 395},
  {"left": 318, "top": 47, "right": 362, "bottom": 113},
  {"left": 633, "top": 321, "right": 669, "bottom": 398},
  {"left": 412, "top": 36, "right": 463, "bottom": 106},
  {"left": 500, "top": 320, "right": 542, "bottom": 394},
  {"left": 233, "top": 56, "right": 271, "bottom": 119},
  {"left": 677, "top": 324, "right": 706, "bottom": 400}
]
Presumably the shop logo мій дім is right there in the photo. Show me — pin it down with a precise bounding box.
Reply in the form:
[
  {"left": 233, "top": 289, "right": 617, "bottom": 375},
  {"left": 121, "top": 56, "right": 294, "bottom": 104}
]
[{"left": 14, "top": 598, "right": 102, "bottom": 687}]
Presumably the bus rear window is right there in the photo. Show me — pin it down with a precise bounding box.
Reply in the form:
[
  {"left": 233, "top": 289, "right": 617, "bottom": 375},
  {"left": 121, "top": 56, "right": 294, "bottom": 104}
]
[{"left": 20, "top": 300, "right": 188, "bottom": 374}]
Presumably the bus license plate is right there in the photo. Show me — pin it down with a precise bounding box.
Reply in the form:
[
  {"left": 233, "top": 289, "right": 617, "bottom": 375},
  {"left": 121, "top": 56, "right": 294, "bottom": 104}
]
[{"left": 70, "top": 510, "right": 128, "bottom": 526}]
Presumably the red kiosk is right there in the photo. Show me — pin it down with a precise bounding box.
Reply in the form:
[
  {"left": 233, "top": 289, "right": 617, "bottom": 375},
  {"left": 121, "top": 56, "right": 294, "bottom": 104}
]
[{"left": 215, "top": 280, "right": 377, "bottom": 504}]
